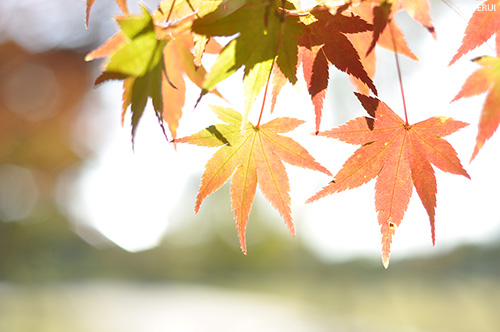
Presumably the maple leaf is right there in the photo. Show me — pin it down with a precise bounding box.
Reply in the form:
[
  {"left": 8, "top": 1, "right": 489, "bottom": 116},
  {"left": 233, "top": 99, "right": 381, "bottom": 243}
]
[
  {"left": 86, "top": 0, "right": 129, "bottom": 28},
  {"left": 192, "top": 0, "right": 304, "bottom": 129},
  {"left": 395, "top": 0, "right": 435, "bottom": 38},
  {"left": 160, "top": 33, "right": 217, "bottom": 140},
  {"left": 85, "top": 33, "right": 128, "bottom": 61},
  {"left": 175, "top": 106, "right": 331, "bottom": 253},
  {"left": 449, "top": 0, "right": 500, "bottom": 66},
  {"left": 340, "top": 0, "right": 419, "bottom": 94},
  {"left": 365, "top": 0, "right": 392, "bottom": 56},
  {"left": 346, "top": 32, "right": 377, "bottom": 95},
  {"left": 154, "top": 0, "right": 223, "bottom": 67},
  {"left": 452, "top": 56, "right": 500, "bottom": 161},
  {"left": 368, "top": 0, "right": 435, "bottom": 43},
  {"left": 270, "top": 63, "right": 289, "bottom": 114},
  {"left": 298, "top": 5, "right": 377, "bottom": 133},
  {"left": 86, "top": 6, "right": 171, "bottom": 144},
  {"left": 349, "top": 0, "right": 419, "bottom": 59},
  {"left": 307, "top": 93, "right": 470, "bottom": 268},
  {"left": 86, "top": 5, "right": 218, "bottom": 142}
]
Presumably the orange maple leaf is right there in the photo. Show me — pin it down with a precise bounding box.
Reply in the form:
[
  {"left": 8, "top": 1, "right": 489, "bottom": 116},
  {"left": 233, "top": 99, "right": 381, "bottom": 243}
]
[
  {"left": 346, "top": 17, "right": 418, "bottom": 94},
  {"left": 307, "top": 93, "right": 470, "bottom": 268},
  {"left": 342, "top": 0, "right": 424, "bottom": 95},
  {"left": 160, "top": 33, "right": 221, "bottom": 140},
  {"left": 449, "top": 0, "right": 500, "bottom": 65},
  {"left": 86, "top": 0, "right": 129, "bottom": 28},
  {"left": 176, "top": 106, "right": 331, "bottom": 254},
  {"left": 351, "top": 0, "right": 420, "bottom": 59},
  {"left": 452, "top": 55, "right": 500, "bottom": 160},
  {"left": 396, "top": 0, "right": 435, "bottom": 38},
  {"left": 154, "top": 0, "right": 223, "bottom": 67}
]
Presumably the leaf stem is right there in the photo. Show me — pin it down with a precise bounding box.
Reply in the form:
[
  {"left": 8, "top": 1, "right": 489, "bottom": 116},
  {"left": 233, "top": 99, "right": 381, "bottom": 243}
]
[
  {"left": 256, "top": 0, "right": 287, "bottom": 128},
  {"left": 389, "top": 22, "right": 409, "bottom": 125},
  {"left": 256, "top": 67, "right": 274, "bottom": 128},
  {"left": 165, "top": 0, "right": 176, "bottom": 21}
]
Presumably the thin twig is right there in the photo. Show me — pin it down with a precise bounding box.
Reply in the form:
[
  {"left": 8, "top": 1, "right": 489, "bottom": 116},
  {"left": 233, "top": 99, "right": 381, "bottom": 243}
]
[
  {"left": 256, "top": 0, "right": 287, "bottom": 128},
  {"left": 389, "top": 22, "right": 409, "bottom": 125}
]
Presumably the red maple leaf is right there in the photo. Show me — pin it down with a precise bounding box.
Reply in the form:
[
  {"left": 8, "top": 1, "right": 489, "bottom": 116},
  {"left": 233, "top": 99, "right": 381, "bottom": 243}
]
[
  {"left": 353, "top": 0, "right": 421, "bottom": 58},
  {"left": 345, "top": 0, "right": 420, "bottom": 94},
  {"left": 176, "top": 106, "right": 331, "bottom": 254},
  {"left": 449, "top": 0, "right": 500, "bottom": 65},
  {"left": 307, "top": 93, "right": 470, "bottom": 267},
  {"left": 345, "top": 15, "right": 418, "bottom": 94},
  {"left": 452, "top": 55, "right": 500, "bottom": 160},
  {"left": 298, "top": 5, "right": 377, "bottom": 133}
]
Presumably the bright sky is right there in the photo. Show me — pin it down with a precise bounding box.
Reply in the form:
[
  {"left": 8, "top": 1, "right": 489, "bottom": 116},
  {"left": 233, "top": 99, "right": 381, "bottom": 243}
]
[{"left": 64, "top": 0, "right": 500, "bottom": 262}]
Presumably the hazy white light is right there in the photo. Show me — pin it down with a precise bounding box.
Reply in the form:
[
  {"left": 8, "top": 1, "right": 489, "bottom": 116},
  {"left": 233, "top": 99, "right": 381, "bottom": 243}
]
[{"left": 70, "top": 2, "right": 500, "bottom": 259}]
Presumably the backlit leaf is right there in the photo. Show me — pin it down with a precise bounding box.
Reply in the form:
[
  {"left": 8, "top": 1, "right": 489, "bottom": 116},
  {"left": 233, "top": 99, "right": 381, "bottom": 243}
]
[
  {"left": 192, "top": 0, "right": 303, "bottom": 130},
  {"left": 86, "top": 0, "right": 129, "bottom": 28},
  {"left": 452, "top": 55, "right": 500, "bottom": 160},
  {"left": 298, "top": 5, "right": 376, "bottom": 132},
  {"left": 308, "top": 94, "right": 469, "bottom": 268},
  {"left": 176, "top": 106, "right": 331, "bottom": 253},
  {"left": 449, "top": 0, "right": 500, "bottom": 65},
  {"left": 86, "top": 4, "right": 220, "bottom": 142}
]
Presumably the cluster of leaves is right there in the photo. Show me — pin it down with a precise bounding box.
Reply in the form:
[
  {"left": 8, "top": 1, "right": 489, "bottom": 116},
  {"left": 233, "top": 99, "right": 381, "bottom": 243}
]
[{"left": 86, "top": 0, "right": 499, "bottom": 267}]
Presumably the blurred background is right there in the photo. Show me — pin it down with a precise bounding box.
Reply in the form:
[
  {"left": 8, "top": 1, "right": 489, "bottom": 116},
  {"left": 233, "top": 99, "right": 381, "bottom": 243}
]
[{"left": 0, "top": 0, "right": 499, "bottom": 331}]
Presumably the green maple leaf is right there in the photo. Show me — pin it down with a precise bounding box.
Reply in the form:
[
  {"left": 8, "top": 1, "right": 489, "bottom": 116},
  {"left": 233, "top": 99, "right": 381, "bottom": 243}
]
[
  {"left": 192, "top": 0, "right": 304, "bottom": 128},
  {"left": 91, "top": 6, "right": 170, "bottom": 144}
]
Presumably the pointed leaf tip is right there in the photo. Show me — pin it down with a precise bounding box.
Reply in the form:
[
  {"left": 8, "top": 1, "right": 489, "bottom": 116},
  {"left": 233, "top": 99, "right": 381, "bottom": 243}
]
[
  {"left": 448, "top": 0, "right": 500, "bottom": 65},
  {"left": 382, "top": 257, "right": 390, "bottom": 269},
  {"left": 240, "top": 241, "right": 248, "bottom": 255},
  {"left": 431, "top": 219, "right": 436, "bottom": 246},
  {"left": 310, "top": 95, "right": 469, "bottom": 267}
]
